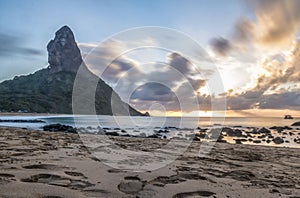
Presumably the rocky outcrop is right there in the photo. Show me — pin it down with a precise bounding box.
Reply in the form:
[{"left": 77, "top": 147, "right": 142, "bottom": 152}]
[
  {"left": 0, "top": 26, "right": 143, "bottom": 116},
  {"left": 47, "top": 26, "right": 83, "bottom": 73},
  {"left": 292, "top": 122, "right": 300, "bottom": 126}
]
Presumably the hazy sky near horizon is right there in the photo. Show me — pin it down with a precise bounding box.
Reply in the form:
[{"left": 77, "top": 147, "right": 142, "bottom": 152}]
[{"left": 1, "top": 0, "right": 300, "bottom": 116}]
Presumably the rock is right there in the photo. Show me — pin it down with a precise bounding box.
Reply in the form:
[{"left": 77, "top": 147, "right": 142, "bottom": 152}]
[
  {"left": 195, "top": 133, "right": 206, "bottom": 139},
  {"left": 253, "top": 140, "right": 261, "bottom": 144},
  {"left": 105, "top": 132, "right": 119, "bottom": 136},
  {"left": 222, "top": 127, "right": 244, "bottom": 137},
  {"left": 47, "top": 26, "right": 83, "bottom": 73},
  {"left": 42, "top": 124, "right": 77, "bottom": 133},
  {"left": 258, "top": 127, "right": 271, "bottom": 134},
  {"left": 118, "top": 177, "right": 143, "bottom": 194},
  {"left": 235, "top": 139, "right": 243, "bottom": 144},
  {"left": 147, "top": 134, "right": 159, "bottom": 139},
  {"left": 269, "top": 188, "right": 280, "bottom": 193},
  {"left": 142, "top": 112, "right": 150, "bottom": 117},
  {"left": 292, "top": 122, "right": 300, "bottom": 126},
  {"left": 273, "top": 137, "right": 284, "bottom": 144}
]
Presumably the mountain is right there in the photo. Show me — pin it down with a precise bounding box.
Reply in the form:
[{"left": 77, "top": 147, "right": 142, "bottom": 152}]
[{"left": 0, "top": 26, "right": 144, "bottom": 116}]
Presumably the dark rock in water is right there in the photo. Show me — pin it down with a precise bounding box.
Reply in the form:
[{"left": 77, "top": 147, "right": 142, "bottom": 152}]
[
  {"left": 235, "top": 139, "right": 243, "bottom": 144},
  {"left": 195, "top": 133, "right": 206, "bottom": 139},
  {"left": 47, "top": 26, "right": 83, "bottom": 73},
  {"left": 222, "top": 127, "right": 244, "bottom": 137},
  {"left": 266, "top": 139, "right": 271, "bottom": 143},
  {"left": 193, "top": 137, "right": 200, "bottom": 141},
  {"left": 294, "top": 138, "right": 300, "bottom": 144},
  {"left": 105, "top": 132, "right": 119, "bottom": 136},
  {"left": 253, "top": 140, "right": 261, "bottom": 144},
  {"left": 257, "top": 135, "right": 266, "bottom": 139},
  {"left": 142, "top": 112, "right": 150, "bottom": 117},
  {"left": 121, "top": 129, "right": 126, "bottom": 133},
  {"left": 273, "top": 137, "right": 284, "bottom": 144},
  {"left": 269, "top": 126, "right": 291, "bottom": 132},
  {"left": 258, "top": 127, "right": 271, "bottom": 134},
  {"left": 157, "top": 129, "right": 169, "bottom": 133},
  {"left": 292, "top": 122, "right": 300, "bottom": 126},
  {"left": 284, "top": 115, "right": 293, "bottom": 119},
  {"left": 147, "top": 134, "right": 159, "bottom": 139},
  {"left": 239, "top": 138, "right": 248, "bottom": 142},
  {"left": 43, "top": 124, "right": 77, "bottom": 133}
]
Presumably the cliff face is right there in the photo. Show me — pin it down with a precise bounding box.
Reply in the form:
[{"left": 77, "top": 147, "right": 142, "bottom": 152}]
[
  {"left": 0, "top": 26, "right": 144, "bottom": 116},
  {"left": 47, "top": 26, "right": 83, "bottom": 73}
]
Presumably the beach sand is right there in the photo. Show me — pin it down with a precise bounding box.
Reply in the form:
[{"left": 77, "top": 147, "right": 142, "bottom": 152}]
[{"left": 0, "top": 127, "right": 299, "bottom": 198}]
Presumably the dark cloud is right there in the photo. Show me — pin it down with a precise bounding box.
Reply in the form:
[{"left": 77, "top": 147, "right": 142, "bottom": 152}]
[
  {"left": 210, "top": 37, "right": 232, "bottom": 56},
  {"left": 168, "top": 52, "right": 191, "bottom": 74},
  {"left": 0, "top": 33, "right": 43, "bottom": 57},
  {"left": 131, "top": 82, "right": 176, "bottom": 102}
]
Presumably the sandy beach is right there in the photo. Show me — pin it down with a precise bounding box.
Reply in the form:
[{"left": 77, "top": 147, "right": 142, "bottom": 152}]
[{"left": 0, "top": 127, "right": 299, "bottom": 198}]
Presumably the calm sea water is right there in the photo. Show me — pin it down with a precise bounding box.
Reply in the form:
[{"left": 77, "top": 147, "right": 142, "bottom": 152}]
[
  {"left": 1, "top": 115, "right": 299, "bottom": 148},
  {"left": 0, "top": 115, "right": 298, "bottom": 130}
]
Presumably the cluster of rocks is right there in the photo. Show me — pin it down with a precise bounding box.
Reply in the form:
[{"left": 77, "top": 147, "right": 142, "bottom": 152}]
[
  {"left": 42, "top": 124, "right": 77, "bottom": 133},
  {"left": 194, "top": 124, "right": 299, "bottom": 146},
  {"left": 41, "top": 121, "right": 300, "bottom": 146}
]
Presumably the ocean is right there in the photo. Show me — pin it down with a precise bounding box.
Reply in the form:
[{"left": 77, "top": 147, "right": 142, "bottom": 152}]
[
  {"left": 0, "top": 115, "right": 298, "bottom": 129},
  {"left": 0, "top": 115, "right": 299, "bottom": 148}
]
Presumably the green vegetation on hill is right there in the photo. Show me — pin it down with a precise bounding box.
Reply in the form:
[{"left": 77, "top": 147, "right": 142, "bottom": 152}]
[{"left": 0, "top": 68, "right": 143, "bottom": 116}]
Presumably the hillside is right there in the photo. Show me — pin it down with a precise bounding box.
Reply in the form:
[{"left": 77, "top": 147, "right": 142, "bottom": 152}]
[{"left": 0, "top": 26, "right": 144, "bottom": 116}]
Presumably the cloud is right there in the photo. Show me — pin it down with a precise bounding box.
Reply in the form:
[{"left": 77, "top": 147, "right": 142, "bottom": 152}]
[
  {"left": 0, "top": 33, "right": 43, "bottom": 57},
  {"left": 131, "top": 82, "right": 176, "bottom": 102},
  {"left": 168, "top": 52, "right": 191, "bottom": 74},
  {"left": 80, "top": 41, "right": 214, "bottom": 113},
  {"left": 232, "top": 0, "right": 300, "bottom": 48},
  {"left": 210, "top": 37, "right": 232, "bottom": 56},
  {"left": 210, "top": 0, "right": 300, "bottom": 57},
  {"left": 246, "top": 0, "right": 300, "bottom": 47}
]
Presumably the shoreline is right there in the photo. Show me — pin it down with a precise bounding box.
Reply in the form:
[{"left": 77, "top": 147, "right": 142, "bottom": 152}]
[{"left": 0, "top": 127, "right": 299, "bottom": 197}]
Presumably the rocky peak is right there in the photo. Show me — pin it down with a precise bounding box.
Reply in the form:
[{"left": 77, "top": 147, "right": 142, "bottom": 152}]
[{"left": 47, "top": 25, "right": 83, "bottom": 73}]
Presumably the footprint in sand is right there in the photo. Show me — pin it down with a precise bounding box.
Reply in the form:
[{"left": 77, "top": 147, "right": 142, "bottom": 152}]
[
  {"left": 0, "top": 173, "right": 15, "bottom": 184},
  {"left": 118, "top": 176, "right": 144, "bottom": 194},
  {"left": 21, "top": 173, "right": 94, "bottom": 190},
  {"left": 172, "top": 190, "right": 216, "bottom": 198},
  {"left": 22, "top": 164, "right": 63, "bottom": 170}
]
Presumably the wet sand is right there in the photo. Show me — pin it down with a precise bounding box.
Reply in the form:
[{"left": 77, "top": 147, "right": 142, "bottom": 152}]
[{"left": 0, "top": 127, "right": 299, "bottom": 197}]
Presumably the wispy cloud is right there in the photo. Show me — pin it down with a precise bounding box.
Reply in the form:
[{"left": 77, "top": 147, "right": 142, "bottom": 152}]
[{"left": 0, "top": 33, "right": 43, "bottom": 57}]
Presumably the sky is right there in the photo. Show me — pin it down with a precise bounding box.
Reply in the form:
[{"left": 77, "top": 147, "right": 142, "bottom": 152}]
[{"left": 0, "top": 0, "right": 300, "bottom": 117}]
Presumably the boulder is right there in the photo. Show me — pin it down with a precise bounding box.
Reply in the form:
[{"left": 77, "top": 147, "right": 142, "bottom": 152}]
[{"left": 273, "top": 137, "right": 284, "bottom": 144}]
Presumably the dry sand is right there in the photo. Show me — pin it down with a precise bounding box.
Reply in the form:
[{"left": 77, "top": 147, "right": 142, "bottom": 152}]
[{"left": 0, "top": 127, "right": 299, "bottom": 198}]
